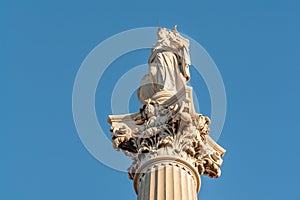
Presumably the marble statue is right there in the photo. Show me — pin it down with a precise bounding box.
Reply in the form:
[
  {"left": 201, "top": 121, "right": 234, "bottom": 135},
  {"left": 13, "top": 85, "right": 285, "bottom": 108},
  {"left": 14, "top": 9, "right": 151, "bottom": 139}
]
[{"left": 138, "top": 26, "right": 191, "bottom": 103}]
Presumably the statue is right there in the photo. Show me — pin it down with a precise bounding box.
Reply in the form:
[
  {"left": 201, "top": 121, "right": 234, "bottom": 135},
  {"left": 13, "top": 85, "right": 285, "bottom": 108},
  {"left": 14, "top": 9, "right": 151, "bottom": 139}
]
[{"left": 138, "top": 26, "right": 191, "bottom": 103}]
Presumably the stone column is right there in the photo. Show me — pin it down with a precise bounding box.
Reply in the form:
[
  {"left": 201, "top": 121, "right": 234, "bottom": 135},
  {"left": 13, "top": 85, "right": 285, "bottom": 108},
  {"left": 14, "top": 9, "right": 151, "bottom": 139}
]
[
  {"left": 108, "top": 86, "right": 225, "bottom": 200},
  {"left": 134, "top": 157, "right": 200, "bottom": 200},
  {"left": 107, "top": 27, "right": 226, "bottom": 200}
]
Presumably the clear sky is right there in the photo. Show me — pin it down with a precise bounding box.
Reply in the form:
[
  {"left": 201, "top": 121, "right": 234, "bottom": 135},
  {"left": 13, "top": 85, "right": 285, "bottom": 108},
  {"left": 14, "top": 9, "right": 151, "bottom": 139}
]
[{"left": 1, "top": 0, "right": 300, "bottom": 199}]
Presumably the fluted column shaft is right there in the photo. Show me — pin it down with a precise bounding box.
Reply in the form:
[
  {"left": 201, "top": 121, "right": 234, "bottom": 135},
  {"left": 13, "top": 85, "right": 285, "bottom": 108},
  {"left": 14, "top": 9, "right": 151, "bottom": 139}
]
[{"left": 134, "top": 157, "right": 200, "bottom": 200}]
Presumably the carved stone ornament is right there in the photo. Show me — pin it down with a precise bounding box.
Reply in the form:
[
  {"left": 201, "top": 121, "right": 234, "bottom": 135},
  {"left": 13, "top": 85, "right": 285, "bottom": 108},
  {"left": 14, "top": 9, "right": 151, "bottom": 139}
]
[
  {"left": 107, "top": 27, "right": 225, "bottom": 187},
  {"left": 108, "top": 86, "right": 225, "bottom": 180}
]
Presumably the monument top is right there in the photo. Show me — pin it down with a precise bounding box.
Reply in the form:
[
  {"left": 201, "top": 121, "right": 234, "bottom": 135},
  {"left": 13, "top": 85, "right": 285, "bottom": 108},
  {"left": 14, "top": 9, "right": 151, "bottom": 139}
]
[{"left": 107, "top": 27, "right": 226, "bottom": 200}]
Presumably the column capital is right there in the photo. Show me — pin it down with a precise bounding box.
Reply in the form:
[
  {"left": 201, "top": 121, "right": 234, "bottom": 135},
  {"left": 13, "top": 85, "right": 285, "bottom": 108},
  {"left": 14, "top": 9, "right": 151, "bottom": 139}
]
[{"left": 108, "top": 86, "right": 225, "bottom": 181}]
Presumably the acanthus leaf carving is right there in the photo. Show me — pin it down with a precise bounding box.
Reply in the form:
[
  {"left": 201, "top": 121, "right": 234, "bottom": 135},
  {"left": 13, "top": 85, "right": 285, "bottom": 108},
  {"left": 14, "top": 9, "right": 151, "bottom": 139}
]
[{"left": 108, "top": 86, "right": 225, "bottom": 180}]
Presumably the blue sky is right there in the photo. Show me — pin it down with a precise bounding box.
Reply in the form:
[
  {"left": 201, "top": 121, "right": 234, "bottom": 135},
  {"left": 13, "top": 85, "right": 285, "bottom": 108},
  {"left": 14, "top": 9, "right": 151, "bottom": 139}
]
[{"left": 1, "top": 0, "right": 300, "bottom": 199}]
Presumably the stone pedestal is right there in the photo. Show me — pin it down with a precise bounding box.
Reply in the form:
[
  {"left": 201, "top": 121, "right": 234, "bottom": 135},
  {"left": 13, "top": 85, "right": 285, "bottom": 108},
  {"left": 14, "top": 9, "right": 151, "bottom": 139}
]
[{"left": 135, "top": 156, "right": 200, "bottom": 200}]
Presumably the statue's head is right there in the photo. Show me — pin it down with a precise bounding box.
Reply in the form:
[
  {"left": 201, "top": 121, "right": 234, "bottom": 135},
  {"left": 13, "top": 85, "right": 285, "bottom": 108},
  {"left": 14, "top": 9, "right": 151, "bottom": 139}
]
[
  {"left": 156, "top": 27, "right": 190, "bottom": 49},
  {"left": 157, "top": 28, "right": 169, "bottom": 40}
]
